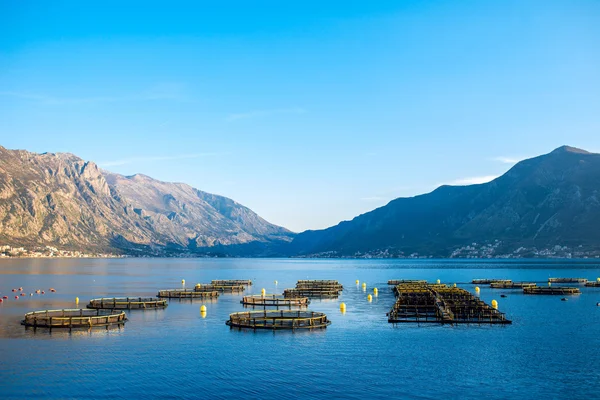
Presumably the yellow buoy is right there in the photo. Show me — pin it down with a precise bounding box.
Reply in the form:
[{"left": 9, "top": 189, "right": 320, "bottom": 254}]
[
  {"left": 362, "top": 282, "right": 366, "bottom": 288},
  {"left": 181, "top": 279, "right": 185, "bottom": 286},
  {"left": 436, "top": 279, "right": 441, "bottom": 284},
  {"left": 367, "top": 294, "right": 372, "bottom": 302},
  {"left": 356, "top": 280, "right": 359, "bottom": 285},
  {"left": 274, "top": 280, "right": 278, "bottom": 285},
  {"left": 548, "top": 282, "right": 552, "bottom": 287},
  {"left": 491, "top": 299, "right": 498, "bottom": 309},
  {"left": 475, "top": 286, "right": 480, "bottom": 293},
  {"left": 200, "top": 305, "right": 207, "bottom": 312},
  {"left": 340, "top": 302, "right": 346, "bottom": 312},
  {"left": 597, "top": 277, "right": 600, "bottom": 282},
  {"left": 453, "top": 283, "right": 457, "bottom": 288},
  {"left": 373, "top": 288, "right": 378, "bottom": 296},
  {"left": 261, "top": 288, "right": 266, "bottom": 296},
  {"left": 75, "top": 297, "right": 79, "bottom": 304}
]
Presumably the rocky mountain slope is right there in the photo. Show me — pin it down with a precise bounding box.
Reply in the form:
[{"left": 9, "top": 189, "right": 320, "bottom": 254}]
[
  {"left": 289, "top": 146, "right": 600, "bottom": 257},
  {"left": 0, "top": 146, "right": 293, "bottom": 254}
]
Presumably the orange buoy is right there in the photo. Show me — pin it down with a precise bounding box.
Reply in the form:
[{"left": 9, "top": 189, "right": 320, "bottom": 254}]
[
  {"left": 19, "top": 287, "right": 23, "bottom": 291},
  {"left": 12, "top": 289, "right": 16, "bottom": 292},
  {"left": 36, "top": 290, "right": 40, "bottom": 294},
  {"left": 20, "top": 293, "right": 25, "bottom": 296},
  {"left": 50, "top": 288, "right": 56, "bottom": 292}
]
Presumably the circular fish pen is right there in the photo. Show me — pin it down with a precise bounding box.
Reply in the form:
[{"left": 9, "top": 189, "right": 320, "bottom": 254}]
[
  {"left": 241, "top": 294, "right": 310, "bottom": 307},
  {"left": 87, "top": 297, "right": 167, "bottom": 310},
  {"left": 211, "top": 280, "right": 252, "bottom": 286},
  {"left": 157, "top": 289, "right": 220, "bottom": 299},
  {"left": 226, "top": 310, "right": 331, "bottom": 330},
  {"left": 22, "top": 309, "right": 127, "bottom": 329},
  {"left": 195, "top": 284, "right": 245, "bottom": 293}
]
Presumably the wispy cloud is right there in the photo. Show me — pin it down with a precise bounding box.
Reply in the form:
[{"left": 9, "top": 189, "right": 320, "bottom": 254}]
[
  {"left": 99, "top": 152, "right": 229, "bottom": 167},
  {"left": 491, "top": 156, "right": 522, "bottom": 164},
  {"left": 0, "top": 84, "right": 185, "bottom": 105},
  {"left": 226, "top": 107, "right": 305, "bottom": 121},
  {"left": 446, "top": 175, "right": 499, "bottom": 186}
]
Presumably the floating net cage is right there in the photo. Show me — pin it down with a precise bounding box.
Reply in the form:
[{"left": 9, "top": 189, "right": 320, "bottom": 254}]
[
  {"left": 157, "top": 289, "right": 220, "bottom": 299},
  {"left": 241, "top": 294, "right": 310, "bottom": 307},
  {"left": 388, "top": 283, "right": 511, "bottom": 325},
  {"left": 584, "top": 281, "right": 600, "bottom": 287},
  {"left": 548, "top": 278, "right": 587, "bottom": 283},
  {"left": 523, "top": 287, "right": 581, "bottom": 295},
  {"left": 387, "top": 280, "right": 427, "bottom": 285},
  {"left": 194, "top": 284, "right": 245, "bottom": 293},
  {"left": 226, "top": 310, "right": 331, "bottom": 330},
  {"left": 87, "top": 297, "right": 167, "bottom": 310},
  {"left": 211, "top": 280, "right": 252, "bottom": 286},
  {"left": 22, "top": 309, "right": 127, "bottom": 328},
  {"left": 490, "top": 282, "right": 536, "bottom": 289}
]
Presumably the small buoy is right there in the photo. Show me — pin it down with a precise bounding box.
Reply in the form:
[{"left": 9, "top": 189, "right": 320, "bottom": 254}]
[
  {"left": 75, "top": 297, "right": 79, "bottom": 304},
  {"left": 0, "top": 299, "right": 3, "bottom": 303},
  {"left": 362, "top": 282, "right": 366, "bottom": 288},
  {"left": 356, "top": 280, "right": 359, "bottom": 285},
  {"left": 500, "top": 294, "right": 507, "bottom": 298},
  {"left": 436, "top": 279, "right": 441, "bottom": 284},
  {"left": 596, "top": 302, "right": 600, "bottom": 306},
  {"left": 14, "top": 296, "right": 19, "bottom": 299},
  {"left": 340, "top": 302, "right": 346, "bottom": 313},
  {"left": 36, "top": 290, "right": 40, "bottom": 294},
  {"left": 475, "top": 286, "right": 480, "bottom": 293},
  {"left": 11, "top": 289, "right": 16, "bottom": 292},
  {"left": 561, "top": 298, "right": 568, "bottom": 301},
  {"left": 367, "top": 294, "right": 372, "bottom": 302},
  {"left": 50, "top": 288, "right": 56, "bottom": 292},
  {"left": 41, "top": 291, "right": 45, "bottom": 294},
  {"left": 20, "top": 293, "right": 25, "bottom": 296},
  {"left": 274, "top": 280, "right": 278, "bottom": 285},
  {"left": 200, "top": 305, "right": 207, "bottom": 312},
  {"left": 548, "top": 282, "right": 552, "bottom": 287},
  {"left": 19, "top": 287, "right": 23, "bottom": 291},
  {"left": 261, "top": 288, "right": 266, "bottom": 296},
  {"left": 597, "top": 277, "right": 600, "bottom": 282},
  {"left": 30, "top": 293, "right": 33, "bottom": 296},
  {"left": 181, "top": 279, "right": 185, "bottom": 285},
  {"left": 453, "top": 283, "right": 457, "bottom": 288},
  {"left": 491, "top": 299, "right": 498, "bottom": 309},
  {"left": 373, "top": 288, "right": 378, "bottom": 296},
  {"left": 2, "top": 296, "right": 7, "bottom": 299}
]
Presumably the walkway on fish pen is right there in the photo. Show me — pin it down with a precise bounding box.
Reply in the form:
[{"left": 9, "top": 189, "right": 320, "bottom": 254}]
[
  {"left": 194, "top": 284, "right": 245, "bottom": 293},
  {"left": 87, "top": 297, "right": 167, "bottom": 309},
  {"left": 283, "top": 280, "right": 343, "bottom": 299},
  {"left": 388, "top": 283, "right": 511, "bottom": 325},
  {"left": 211, "top": 280, "right": 252, "bottom": 286},
  {"left": 242, "top": 294, "right": 309, "bottom": 307},
  {"left": 226, "top": 310, "right": 331, "bottom": 330},
  {"left": 22, "top": 309, "right": 127, "bottom": 329},
  {"left": 157, "top": 289, "right": 220, "bottom": 299},
  {"left": 523, "top": 287, "right": 581, "bottom": 295}
]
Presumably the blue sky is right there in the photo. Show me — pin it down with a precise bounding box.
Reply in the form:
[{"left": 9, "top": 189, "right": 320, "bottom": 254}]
[{"left": 1, "top": 1, "right": 599, "bottom": 232}]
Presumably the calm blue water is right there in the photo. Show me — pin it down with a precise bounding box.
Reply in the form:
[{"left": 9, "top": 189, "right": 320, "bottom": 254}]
[{"left": 1, "top": 258, "right": 599, "bottom": 399}]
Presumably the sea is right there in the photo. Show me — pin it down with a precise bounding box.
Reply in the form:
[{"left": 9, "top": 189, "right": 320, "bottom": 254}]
[{"left": 0, "top": 258, "right": 599, "bottom": 399}]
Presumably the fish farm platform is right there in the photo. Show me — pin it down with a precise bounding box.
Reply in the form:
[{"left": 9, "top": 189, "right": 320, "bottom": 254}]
[
  {"left": 194, "top": 284, "right": 245, "bottom": 293},
  {"left": 548, "top": 278, "right": 587, "bottom": 283},
  {"left": 523, "top": 287, "right": 581, "bottom": 295},
  {"left": 211, "top": 280, "right": 252, "bottom": 286},
  {"left": 490, "top": 282, "right": 536, "bottom": 289},
  {"left": 226, "top": 310, "right": 331, "bottom": 330},
  {"left": 388, "top": 283, "right": 511, "bottom": 325}
]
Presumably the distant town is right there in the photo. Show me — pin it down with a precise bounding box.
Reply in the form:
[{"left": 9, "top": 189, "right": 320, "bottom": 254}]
[{"left": 0, "top": 245, "right": 122, "bottom": 258}]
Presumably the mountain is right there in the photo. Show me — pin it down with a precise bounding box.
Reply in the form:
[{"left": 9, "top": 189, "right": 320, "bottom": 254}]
[
  {"left": 289, "top": 146, "right": 600, "bottom": 258},
  {"left": 0, "top": 146, "right": 293, "bottom": 255}
]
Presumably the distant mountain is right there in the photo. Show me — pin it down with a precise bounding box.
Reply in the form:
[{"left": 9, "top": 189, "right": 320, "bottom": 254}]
[
  {"left": 289, "top": 146, "right": 600, "bottom": 258},
  {"left": 0, "top": 146, "right": 293, "bottom": 255}
]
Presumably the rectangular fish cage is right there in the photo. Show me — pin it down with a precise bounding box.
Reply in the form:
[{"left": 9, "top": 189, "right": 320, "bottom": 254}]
[
  {"left": 211, "top": 280, "right": 252, "bottom": 286},
  {"left": 584, "top": 281, "right": 600, "bottom": 287},
  {"left": 490, "top": 282, "right": 536, "bottom": 289},
  {"left": 283, "top": 288, "right": 341, "bottom": 299},
  {"left": 226, "top": 310, "right": 331, "bottom": 330},
  {"left": 87, "top": 297, "right": 168, "bottom": 310},
  {"left": 194, "top": 284, "right": 245, "bottom": 293},
  {"left": 241, "top": 294, "right": 310, "bottom": 307},
  {"left": 523, "top": 287, "right": 581, "bottom": 295},
  {"left": 548, "top": 278, "right": 587, "bottom": 283},
  {"left": 388, "top": 283, "right": 511, "bottom": 325},
  {"left": 22, "top": 309, "right": 127, "bottom": 328},
  {"left": 157, "top": 289, "right": 220, "bottom": 298}
]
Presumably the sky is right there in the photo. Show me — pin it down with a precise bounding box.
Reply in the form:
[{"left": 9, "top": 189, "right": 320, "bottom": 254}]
[{"left": 1, "top": 1, "right": 599, "bottom": 232}]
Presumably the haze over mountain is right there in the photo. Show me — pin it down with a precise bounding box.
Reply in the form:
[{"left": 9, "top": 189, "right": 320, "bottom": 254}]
[
  {"left": 0, "top": 145, "right": 293, "bottom": 255},
  {"left": 289, "top": 146, "right": 600, "bottom": 258}
]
